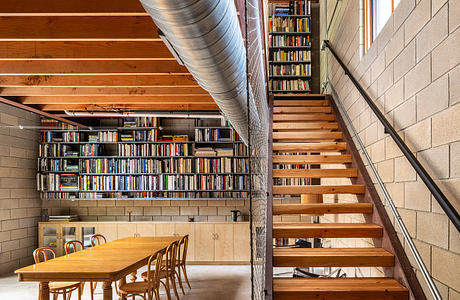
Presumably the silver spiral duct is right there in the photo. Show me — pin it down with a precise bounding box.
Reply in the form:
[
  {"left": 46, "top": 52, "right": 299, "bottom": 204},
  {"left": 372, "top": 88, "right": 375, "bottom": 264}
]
[{"left": 139, "top": 0, "right": 260, "bottom": 144}]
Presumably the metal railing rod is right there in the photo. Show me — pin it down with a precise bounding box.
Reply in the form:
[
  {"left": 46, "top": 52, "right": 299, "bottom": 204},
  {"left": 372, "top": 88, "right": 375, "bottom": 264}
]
[
  {"left": 323, "top": 39, "right": 460, "bottom": 233},
  {"left": 329, "top": 83, "right": 442, "bottom": 300}
]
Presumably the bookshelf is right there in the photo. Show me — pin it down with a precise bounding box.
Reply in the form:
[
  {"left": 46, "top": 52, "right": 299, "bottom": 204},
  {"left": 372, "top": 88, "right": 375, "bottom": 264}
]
[
  {"left": 38, "top": 118, "right": 249, "bottom": 201},
  {"left": 268, "top": 0, "right": 312, "bottom": 93}
]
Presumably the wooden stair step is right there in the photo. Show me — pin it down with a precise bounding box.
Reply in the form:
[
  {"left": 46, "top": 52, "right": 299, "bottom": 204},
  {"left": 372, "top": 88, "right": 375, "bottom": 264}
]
[
  {"left": 272, "top": 154, "right": 352, "bottom": 164},
  {"left": 273, "top": 131, "right": 342, "bottom": 140},
  {"left": 273, "top": 100, "right": 329, "bottom": 107},
  {"left": 273, "top": 142, "right": 347, "bottom": 152},
  {"left": 273, "top": 223, "right": 383, "bottom": 238},
  {"left": 273, "top": 248, "right": 395, "bottom": 267},
  {"left": 274, "top": 114, "right": 335, "bottom": 122},
  {"left": 272, "top": 185, "right": 365, "bottom": 195},
  {"left": 273, "top": 122, "right": 338, "bottom": 130},
  {"left": 273, "top": 278, "right": 408, "bottom": 300},
  {"left": 272, "top": 168, "right": 358, "bottom": 178},
  {"left": 273, "top": 203, "right": 372, "bottom": 215},
  {"left": 274, "top": 106, "right": 332, "bottom": 113},
  {"left": 274, "top": 93, "right": 327, "bottom": 99}
]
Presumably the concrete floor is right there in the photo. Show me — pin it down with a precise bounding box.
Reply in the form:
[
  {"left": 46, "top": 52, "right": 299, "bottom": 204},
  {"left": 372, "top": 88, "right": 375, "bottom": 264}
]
[{"left": 0, "top": 265, "right": 251, "bottom": 300}]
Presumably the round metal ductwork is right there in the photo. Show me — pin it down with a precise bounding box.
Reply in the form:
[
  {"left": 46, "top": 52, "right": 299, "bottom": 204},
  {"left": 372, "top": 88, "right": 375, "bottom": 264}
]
[{"left": 139, "top": 0, "right": 260, "bottom": 144}]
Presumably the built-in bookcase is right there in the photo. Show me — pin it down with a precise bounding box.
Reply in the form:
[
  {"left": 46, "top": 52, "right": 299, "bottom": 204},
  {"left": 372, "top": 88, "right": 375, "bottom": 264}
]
[
  {"left": 268, "top": 0, "right": 312, "bottom": 93},
  {"left": 38, "top": 118, "right": 248, "bottom": 201}
]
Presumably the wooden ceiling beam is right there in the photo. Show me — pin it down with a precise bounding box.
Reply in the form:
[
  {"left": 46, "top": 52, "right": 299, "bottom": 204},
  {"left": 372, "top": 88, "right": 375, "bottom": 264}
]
[
  {"left": 0, "top": 86, "right": 206, "bottom": 96},
  {"left": 0, "top": 75, "right": 199, "bottom": 86},
  {"left": 21, "top": 96, "right": 215, "bottom": 105},
  {"left": 0, "top": 60, "right": 188, "bottom": 74},
  {"left": 0, "top": 0, "right": 146, "bottom": 16},
  {"left": 0, "top": 41, "right": 173, "bottom": 60},
  {"left": 40, "top": 104, "right": 220, "bottom": 111},
  {"left": 0, "top": 16, "right": 159, "bottom": 41}
]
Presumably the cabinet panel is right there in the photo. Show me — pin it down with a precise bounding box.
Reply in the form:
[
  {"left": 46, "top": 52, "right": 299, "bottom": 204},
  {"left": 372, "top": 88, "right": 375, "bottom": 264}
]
[
  {"left": 78, "top": 224, "right": 96, "bottom": 249},
  {"left": 194, "top": 224, "right": 215, "bottom": 262},
  {"left": 174, "top": 223, "right": 195, "bottom": 261},
  {"left": 61, "top": 225, "right": 78, "bottom": 255},
  {"left": 117, "top": 223, "right": 137, "bottom": 239},
  {"left": 136, "top": 223, "right": 156, "bottom": 237},
  {"left": 215, "top": 224, "right": 234, "bottom": 261},
  {"left": 233, "top": 223, "right": 250, "bottom": 262},
  {"left": 97, "top": 223, "right": 117, "bottom": 242},
  {"left": 155, "top": 223, "right": 175, "bottom": 236},
  {"left": 40, "top": 224, "right": 59, "bottom": 256}
]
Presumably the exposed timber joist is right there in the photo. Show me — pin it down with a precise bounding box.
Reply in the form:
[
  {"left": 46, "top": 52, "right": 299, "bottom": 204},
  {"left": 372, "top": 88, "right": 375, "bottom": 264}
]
[
  {"left": 20, "top": 96, "right": 215, "bottom": 105},
  {"left": 40, "top": 104, "right": 220, "bottom": 111}
]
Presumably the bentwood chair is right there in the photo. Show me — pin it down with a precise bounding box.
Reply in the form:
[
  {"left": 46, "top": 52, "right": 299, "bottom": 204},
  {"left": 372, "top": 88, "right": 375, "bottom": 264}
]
[
  {"left": 90, "top": 234, "right": 107, "bottom": 247},
  {"left": 33, "top": 247, "right": 82, "bottom": 300},
  {"left": 89, "top": 234, "right": 107, "bottom": 299},
  {"left": 177, "top": 235, "right": 191, "bottom": 290},
  {"left": 142, "top": 241, "right": 180, "bottom": 300},
  {"left": 64, "top": 240, "right": 84, "bottom": 255},
  {"left": 119, "top": 251, "right": 163, "bottom": 300}
]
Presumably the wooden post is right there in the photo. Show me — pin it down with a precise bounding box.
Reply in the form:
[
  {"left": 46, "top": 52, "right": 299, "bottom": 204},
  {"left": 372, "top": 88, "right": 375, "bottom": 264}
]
[
  {"left": 102, "top": 281, "right": 112, "bottom": 300},
  {"left": 39, "top": 282, "right": 50, "bottom": 300}
]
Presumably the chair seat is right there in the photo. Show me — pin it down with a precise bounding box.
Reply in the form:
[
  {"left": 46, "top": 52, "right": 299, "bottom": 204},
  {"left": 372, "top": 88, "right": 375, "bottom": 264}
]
[
  {"left": 119, "top": 282, "right": 151, "bottom": 293},
  {"left": 49, "top": 281, "right": 81, "bottom": 291},
  {"left": 141, "top": 269, "right": 168, "bottom": 280}
]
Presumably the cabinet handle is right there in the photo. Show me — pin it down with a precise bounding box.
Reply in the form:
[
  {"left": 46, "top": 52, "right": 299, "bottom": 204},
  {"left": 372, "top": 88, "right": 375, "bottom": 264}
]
[{"left": 215, "top": 233, "right": 219, "bottom": 240}]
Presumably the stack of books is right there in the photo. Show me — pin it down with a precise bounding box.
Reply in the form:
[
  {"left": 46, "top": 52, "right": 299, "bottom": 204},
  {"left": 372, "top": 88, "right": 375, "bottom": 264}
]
[
  {"left": 216, "top": 148, "right": 233, "bottom": 156},
  {"left": 195, "top": 147, "right": 216, "bottom": 156},
  {"left": 49, "top": 215, "right": 79, "bottom": 222}
]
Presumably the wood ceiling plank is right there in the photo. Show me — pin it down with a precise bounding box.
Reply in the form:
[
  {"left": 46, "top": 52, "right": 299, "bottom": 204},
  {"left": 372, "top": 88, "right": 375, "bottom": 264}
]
[
  {"left": 0, "top": 75, "right": 199, "bottom": 86},
  {"left": 21, "top": 95, "right": 215, "bottom": 105},
  {"left": 0, "top": 41, "right": 173, "bottom": 60},
  {"left": 0, "top": 16, "right": 159, "bottom": 41},
  {"left": 0, "top": 0, "right": 146, "bottom": 15},
  {"left": 40, "top": 104, "right": 220, "bottom": 111},
  {"left": 0, "top": 60, "right": 188, "bottom": 74},
  {"left": 0, "top": 86, "right": 206, "bottom": 96}
]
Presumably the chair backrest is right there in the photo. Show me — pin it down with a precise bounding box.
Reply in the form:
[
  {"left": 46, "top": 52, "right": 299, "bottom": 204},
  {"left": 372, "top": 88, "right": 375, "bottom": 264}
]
[
  {"left": 64, "top": 240, "right": 84, "bottom": 255},
  {"left": 178, "top": 235, "right": 189, "bottom": 265},
  {"left": 90, "top": 234, "right": 107, "bottom": 247},
  {"left": 145, "top": 250, "right": 163, "bottom": 299},
  {"left": 33, "top": 247, "right": 56, "bottom": 263},
  {"left": 164, "top": 241, "right": 178, "bottom": 273}
]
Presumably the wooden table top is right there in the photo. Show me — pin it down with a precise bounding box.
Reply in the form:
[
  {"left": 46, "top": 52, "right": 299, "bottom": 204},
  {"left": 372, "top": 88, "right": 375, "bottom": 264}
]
[{"left": 15, "top": 236, "right": 181, "bottom": 282}]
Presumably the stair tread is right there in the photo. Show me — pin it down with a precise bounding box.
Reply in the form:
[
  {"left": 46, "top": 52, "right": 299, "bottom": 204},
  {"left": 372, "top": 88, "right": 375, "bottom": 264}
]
[
  {"left": 272, "top": 185, "right": 365, "bottom": 195},
  {"left": 273, "top": 100, "right": 329, "bottom": 106},
  {"left": 273, "top": 122, "right": 338, "bottom": 130},
  {"left": 272, "top": 154, "right": 352, "bottom": 164},
  {"left": 274, "top": 114, "right": 335, "bottom": 121},
  {"left": 274, "top": 107, "right": 332, "bottom": 113},
  {"left": 273, "top": 131, "right": 342, "bottom": 140},
  {"left": 273, "top": 277, "right": 408, "bottom": 298},
  {"left": 273, "top": 168, "right": 357, "bottom": 178},
  {"left": 273, "top": 142, "right": 347, "bottom": 151},
  {"left": 273, "top": 248, "right": 395, "bottom": 267},
  {"left": 273, "top": 203, "right": 372, "bottom": 215},
  {"left": 273, "top": 223, "right": 383, "bottom": 238}
]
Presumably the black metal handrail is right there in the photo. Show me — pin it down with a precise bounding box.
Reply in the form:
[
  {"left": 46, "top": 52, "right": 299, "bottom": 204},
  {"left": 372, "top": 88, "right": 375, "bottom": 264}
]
[{"left": 322, "top": 39, "right": 460, "bottom": 233}]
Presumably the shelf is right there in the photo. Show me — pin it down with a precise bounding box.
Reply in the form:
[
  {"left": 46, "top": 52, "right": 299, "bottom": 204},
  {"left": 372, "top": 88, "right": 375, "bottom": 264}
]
[
  {"left": 41, "top": 172, "right": 249, "bottom": 176},
  {"left": 269, "top": 46, "right": 311, "bottom": 50},
  {"left": 271, "top": 14, "right": 311, "bottom": 18},
  {"left": 42, "top": 197, "right": 250, "bottom": 201},
  {"left": 40, "top": 156, "right": 249, "bottom": 159},
  {"left": 195, "top": 141, "right": 243, "bottom": 144},
  {"left": 41, "top": 141, "right": 193, "bottom": 144},
  {"left": 269, "top": 61, "right": 311, "bottom": 64},
  {"left": 42, "top": 189, "right": 249, "bottom": 193},
  {"left": 269, "top": 31, "right": 310, "bottom": 35},
  {"left": 40, "top": 127, "right": 159, "bottom": 132},
  {"left": 270, "top": 89, "right": 311, "bottom": 93},
  {"left": 269, "top": 75, "right": 311, "bottom": 78}
]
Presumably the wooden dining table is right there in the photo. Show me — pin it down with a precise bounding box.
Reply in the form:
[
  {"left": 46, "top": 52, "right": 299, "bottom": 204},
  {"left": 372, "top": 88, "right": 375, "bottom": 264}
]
[{"left": 15, "top": 236, "right": 182, "bottom": 300}]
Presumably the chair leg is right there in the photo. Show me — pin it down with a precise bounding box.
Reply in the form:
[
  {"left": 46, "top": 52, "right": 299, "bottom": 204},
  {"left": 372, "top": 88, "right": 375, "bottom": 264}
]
[
  {"left": 78, "top": 285, "right": 82, "bottom": 300},
  {"left": 181, "top": 264, "right": 191, "bottom": 289},
  {"left": 90, "top": 282, "right": 95, "bottom": 300},
  {"left": 162, "top": 278, "right": 172, "bottom": 300},
  {"left": 175, "top": 270, "right": 185, "bottom": 295},
  {"left": 62, "top": 290, "right": 67, "bottom": 300},
  {"left": 170, "top": 275, "right": 180, "bottom": 300}
]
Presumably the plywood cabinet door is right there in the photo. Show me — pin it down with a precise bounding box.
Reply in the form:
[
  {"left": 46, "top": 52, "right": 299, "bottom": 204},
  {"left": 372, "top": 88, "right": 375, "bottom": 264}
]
[
  {"left": 175, "top": 223, "right": 195, "bottom": 261},
  {"left": 156, "top": 223, "right": 175, "bottom": 236},
  {"left": 117, "top": 223, "right": 137, "bottom": 238},
  {"left": 136, "top": 223, "right": 156, "bottom": 237},
  {"left": 194, "top": 224, "right": 215, "bottom": 262},
  {"left": 215, "top": 224, "right": 234, "bottom": 261},
  {"left": 97, "top": 223, "right": 117, "bottom": 242},
  {"left": 233, "top": 223, "right": 251, "bottom": 262}
]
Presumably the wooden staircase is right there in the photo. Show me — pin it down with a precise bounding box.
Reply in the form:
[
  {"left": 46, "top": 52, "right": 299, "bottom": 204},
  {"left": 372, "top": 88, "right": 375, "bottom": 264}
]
[{"left": 270, "top": 94, "right": 410, "bottom": 300}]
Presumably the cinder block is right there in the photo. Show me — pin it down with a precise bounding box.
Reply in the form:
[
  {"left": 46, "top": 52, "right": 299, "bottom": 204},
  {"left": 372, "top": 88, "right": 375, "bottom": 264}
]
[
  {"left": 449, "top": 222, "right": 460, "bottom": 254},
  {"left": 170, "top": 200, "right": 189, "bottom": 207},
  {"left": 377, "top": 64, "right": 394, "bottom": 97},
  {"left": 384, "top": 78, "right": 404, "bottom": 113},
  {"left": 180, "top": 206, "right": 198, "bottom": 216},
  {"left": 394, "top": 156, "right": 417, "bottom": 181},
  {"left": 386, "top": 182, "right": 404, "bottom": 207},
  {"left": 432, "top": 104, "right": 460, "bottom": 146},
  {"left": 1, "top": 219, "right": 19, "bottom": 231},
  {"left": 417, "top": 211, "right": 449, "bottom": 249},
  {"left": 377, "top": 159, "right": 394, "bottom": 183},
  {"left": 385, "top": 27, "right": 405, "bottom": 64},
  {"left": 404, "top": 118, "right": 431, "bottom": 152},
  {"left": 404, "top": 181, "right": 431, "bottom": 211},
  {"left": 432, "top": 246, "right": 460, "bottom": 291},
  {"left": 143, "top": 207, "right": 161, "bottom": 216},
  {"left": 404, "top": 55, "right": 431, "bottom": 99},
  {"left": 450, "top": 0, "right": 460, "bottom": 33},
  {"left": 404, "top": 0, "right": 431, "bottom": 44},
  {"left": 416, "top": 5, "right": 448, "bottom": 62},
  {"left": 432, "top": 28, "right": 460, "bottom": 79},
  {"left": 393, "top": 97, "right": 416, "bottom": 129},
  {"left": 106, "top": 207, "right": 124, "bottom": 216},
  {"left": 371, "top": 51, "right": 386, "bottom": 82},
  {"left": 150, "top": 200, "right": 170, "bottom": 206},
  {"left": 418, "top": 144, "right": 449, "bottom": 179},
  {"left": 133, "top": 200, "right": 152, "bottom": 207},
  {"left": 450, "top": 64, "right": 460, "bottom": 105},
  {"left": 417, "top": 74, "right": 449, "bottom": 121},
  {"left": 161, "top": 206, "right": 179, "bottom": 216},
  {"left": 198, "top": 207, "right": 217, "bottom": 216},
  {"left": 97, "top": 200, "right": 116, "bottom": 207},
  {"left": 87, "top": 207, "right": 107, "bottom": 216}
]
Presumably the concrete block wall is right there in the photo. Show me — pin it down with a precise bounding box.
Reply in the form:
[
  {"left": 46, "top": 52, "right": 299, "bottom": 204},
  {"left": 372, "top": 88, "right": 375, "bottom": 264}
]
[
  {"left": 0, "top": 103, "right": 41, "bottom": 275},
  {"left": 321, "top": 0, "right": 460, "bottom": 298},
  {"left": 45, "top": 198, "right": 250, "bottom": 222}
]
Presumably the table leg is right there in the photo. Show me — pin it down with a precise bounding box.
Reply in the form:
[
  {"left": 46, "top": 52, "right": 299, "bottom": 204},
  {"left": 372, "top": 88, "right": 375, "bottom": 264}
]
[
  {"left": 39, "top": 282, "right": 50, "bottom": 300},
  {"left": 102, "top": 281, "right": 113, "bottom": 300},
  {"left": 129, "top": 271, "right": 137, "bottom": 283}
]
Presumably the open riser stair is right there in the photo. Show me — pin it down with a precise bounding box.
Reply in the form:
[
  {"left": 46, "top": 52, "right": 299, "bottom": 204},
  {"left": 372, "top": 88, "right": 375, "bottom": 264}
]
[{"left": 270, "top": 94, "right": 415, "bottom": 299}]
